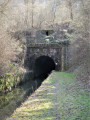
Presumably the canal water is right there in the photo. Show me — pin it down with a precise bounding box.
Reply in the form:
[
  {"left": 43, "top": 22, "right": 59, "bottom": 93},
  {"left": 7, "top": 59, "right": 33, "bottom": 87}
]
[{"left": 0, "top": 78, "right": 43, "bottom": 120}]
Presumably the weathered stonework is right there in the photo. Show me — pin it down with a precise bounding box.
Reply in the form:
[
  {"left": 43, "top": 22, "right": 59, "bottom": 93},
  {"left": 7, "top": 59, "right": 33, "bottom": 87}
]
[{"left": 24, "top": 44, "right": 62, "bottom": 71}]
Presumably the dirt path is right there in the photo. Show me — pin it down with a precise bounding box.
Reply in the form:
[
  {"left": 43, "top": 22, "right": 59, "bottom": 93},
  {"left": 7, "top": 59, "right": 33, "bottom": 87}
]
[{"left": 7, "top": 72, "right": 89, "bottom": 120}]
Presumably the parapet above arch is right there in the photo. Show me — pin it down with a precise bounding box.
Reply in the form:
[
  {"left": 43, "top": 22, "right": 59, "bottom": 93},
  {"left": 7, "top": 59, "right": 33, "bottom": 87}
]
[{"left": 27, "top": 43, "right": 62, "bottom": 49}]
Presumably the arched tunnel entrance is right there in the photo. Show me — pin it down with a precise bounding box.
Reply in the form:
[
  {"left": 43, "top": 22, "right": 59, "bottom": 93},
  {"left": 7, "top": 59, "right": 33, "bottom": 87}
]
[{"left": 33, "top": 56, "right": 56, "bottom": 80}]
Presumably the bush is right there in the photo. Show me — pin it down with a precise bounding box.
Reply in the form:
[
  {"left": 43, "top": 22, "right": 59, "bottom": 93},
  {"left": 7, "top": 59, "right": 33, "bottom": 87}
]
[{"left": 0, "top": 30, "right": 14, "bottom": 75}]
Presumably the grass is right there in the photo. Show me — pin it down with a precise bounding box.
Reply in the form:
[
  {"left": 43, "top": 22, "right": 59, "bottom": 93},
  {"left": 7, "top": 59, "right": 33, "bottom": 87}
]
[
  {"left": 11, "top": 78, "right": 55, "bottom": 120},
  {"left": 9, "top": 72, "right": 89, "bottom": 120},
  {"left": 49, "top": 72, "right": 89, "bottom": 120}
]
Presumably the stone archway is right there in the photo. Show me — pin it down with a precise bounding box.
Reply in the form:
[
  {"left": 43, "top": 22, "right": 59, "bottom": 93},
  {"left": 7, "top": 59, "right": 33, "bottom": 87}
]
[{"left": 24, "top": 44, "right": 62, "bottom": 71}]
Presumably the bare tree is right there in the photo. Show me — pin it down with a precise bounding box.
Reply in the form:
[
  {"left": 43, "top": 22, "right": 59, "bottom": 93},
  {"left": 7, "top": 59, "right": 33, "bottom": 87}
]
[
  {"left": 24, "top": 0, "right": 36, "bottom": 28},
  {"left": 66, "top": 0, "right": 73, "bottom": 20},
  {"left": 81, "top": 0, "right": 89, "bottom": 38},
  {"left": 0, "top": 0, "right": 12, "bottom": 16},
  {"left": 31, "top": 0, "right": 34, "bottom": 28},
  {"left": 24, "top": 0, "right": 30, "bottom": 28}
]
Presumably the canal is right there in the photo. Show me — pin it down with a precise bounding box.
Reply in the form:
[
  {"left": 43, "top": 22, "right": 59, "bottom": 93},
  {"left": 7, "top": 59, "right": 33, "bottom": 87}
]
[{"left": 0, "top": 77, "right": 43, "bottom": 120}]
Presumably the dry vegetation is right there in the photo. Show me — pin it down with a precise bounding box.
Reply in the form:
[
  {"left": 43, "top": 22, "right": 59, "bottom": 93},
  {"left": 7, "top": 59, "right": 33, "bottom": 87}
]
[
  {"left": 0, "top": 0, "right": 90, "bottom": 87},
  {"left": 0, "top": 30, "right": 15, "bottom": 75}
]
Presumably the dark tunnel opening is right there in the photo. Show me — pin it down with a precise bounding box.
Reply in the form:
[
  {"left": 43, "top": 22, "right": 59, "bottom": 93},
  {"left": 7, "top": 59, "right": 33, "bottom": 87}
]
[
  {"left": 46, "top": 31, "right": 49, "bottom": 36},
  {"left": 33, "top": 56, "right": 56, "bottom": 81}
]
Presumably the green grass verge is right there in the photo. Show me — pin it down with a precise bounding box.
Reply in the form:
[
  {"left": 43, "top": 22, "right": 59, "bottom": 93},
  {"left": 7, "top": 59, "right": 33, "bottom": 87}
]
[{"left": 48, "top": 72, "right": 89, "bottom": 120}]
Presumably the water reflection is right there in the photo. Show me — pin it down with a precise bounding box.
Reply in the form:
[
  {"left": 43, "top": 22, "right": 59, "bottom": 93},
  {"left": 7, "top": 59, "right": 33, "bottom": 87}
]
[{"left": 0, "top": 77, "right": 44, "bottom": 120}]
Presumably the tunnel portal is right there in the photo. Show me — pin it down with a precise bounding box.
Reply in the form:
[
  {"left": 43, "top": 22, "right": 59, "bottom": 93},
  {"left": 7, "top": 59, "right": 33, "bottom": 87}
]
[
  {"left": 33, "top": 56, "right": 56, "bottom": 79},
  {"left": 25, "top": 44, "right": 62, "bottom": 72}
]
